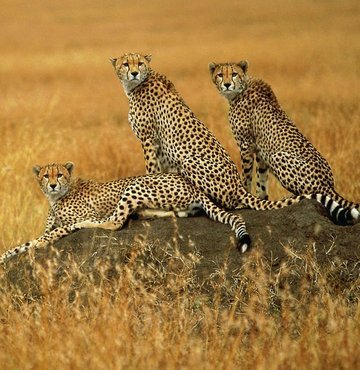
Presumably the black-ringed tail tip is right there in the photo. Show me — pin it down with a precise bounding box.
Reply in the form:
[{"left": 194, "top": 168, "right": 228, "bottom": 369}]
[
  {"left": 238, "top": 234, "right": 251, "bottom": 253},
  {"left": 336, "top": 206, "right": 359, "bottom": 225},
  {"left": 314, "top": 194, "right": 359, "bottom": 225}
]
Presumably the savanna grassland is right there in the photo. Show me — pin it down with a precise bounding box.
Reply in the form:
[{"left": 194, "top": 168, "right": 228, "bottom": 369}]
[{"left": 0, "top": 0, "right": 359, "bottom": 368}]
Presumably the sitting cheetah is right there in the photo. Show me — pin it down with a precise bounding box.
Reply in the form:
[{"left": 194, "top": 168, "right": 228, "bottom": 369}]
[
  {"left": 109, "top": 52, "right": 358, "bottom": 237},
  {"left": 209, "top": 60, "right": 359, "bottom": 214},
  {"left": 0, "top": 162, "right": 257, "bottom": 264}
]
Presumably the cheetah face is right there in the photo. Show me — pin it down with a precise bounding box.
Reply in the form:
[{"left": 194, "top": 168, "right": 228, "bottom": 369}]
[
  {"left": 209, "top": 61, "right": 248, "bottom": 101},
  {"left": 110, "top": 53, "right": 152, "bottom": 94},
  {"left": 33, "top": 162, "right": 74, "bottom": 204}
]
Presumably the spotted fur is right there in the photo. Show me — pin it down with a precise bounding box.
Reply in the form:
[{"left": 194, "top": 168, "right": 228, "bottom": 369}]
[
  {"left": 110, "top": 53, "right": 358, "bottom": 236},
  {"left": 209, "top": 60, "right": 359, "bottom": 216},
  {"left": 0, "top": 162, "right": 254, "bottom": 264}
]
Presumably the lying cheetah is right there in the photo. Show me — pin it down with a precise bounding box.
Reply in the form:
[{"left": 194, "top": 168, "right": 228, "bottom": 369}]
[
  {"left": 109, "top": 52, "right": 358, "bottom": 239},
  {"left": 0, "top": 162, "right": 256, "bottom": 264},
  {"left": 209, "top": 60, "right": 359, "bottom": 213}
]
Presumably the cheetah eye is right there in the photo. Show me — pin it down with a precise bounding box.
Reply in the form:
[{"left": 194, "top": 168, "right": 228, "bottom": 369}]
[
  {"left": 217, "top": 73, "right": 223, "bottom": 78},
  {"left": 138, "top": 62, "right": 144, "bottom": 67},
  {"left": 43, "top": 174, "right": 49, "bottom": 179},
  {"left": 232, "top": 72, "right": 238, "bottom": 77},
  {"left": 123, "top": 62, "right": 129, "bottom": 67},
  {"left": 57, "top": 174, "right": 63, "bottom": 178}
]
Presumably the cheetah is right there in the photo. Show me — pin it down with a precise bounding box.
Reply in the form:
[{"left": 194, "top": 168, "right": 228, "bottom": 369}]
[
  {"left": 0, "top": 162, "right": 256, "bottom": 264},
  {"left": 109, "top": 52, "right": 358, "bottom": 240},
  {"left": 209, "top": 60, "right": 359, "bottom": 212}
]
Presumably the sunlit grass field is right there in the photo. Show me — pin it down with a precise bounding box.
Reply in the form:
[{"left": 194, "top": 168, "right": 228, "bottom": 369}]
[{"left": 0, "top": 0, "right": 359, "bottom": 368}]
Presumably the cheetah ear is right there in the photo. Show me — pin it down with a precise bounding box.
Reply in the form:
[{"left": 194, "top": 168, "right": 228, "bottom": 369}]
[
  {"left": 109, "top": 58, "right": 117, "bottom": 67},
  {"left": 237, "top": 60, "right": 249, "bottom": 74},
  {"left": 32, "top": 165, "right": 42, "bottom": 176},
  {"left": 209, "top": 62, "right": 218, "bottom": 76},
  {"left": 64, "top": 162, "right": 74, "bottom": 175},
  {"left": 144, "top": 54, "right": 152, "bottom": 63}
]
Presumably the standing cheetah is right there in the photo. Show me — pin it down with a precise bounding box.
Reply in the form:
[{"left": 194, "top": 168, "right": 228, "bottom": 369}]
[
  {"left": 109, "top": 52, "right": 358, "bottom": 240},
  {"left": 0, "top": 162, "right": 255, "bottom": 263},
  {"left": 209, "top": 60, "right": 359, "bottom": 212}
]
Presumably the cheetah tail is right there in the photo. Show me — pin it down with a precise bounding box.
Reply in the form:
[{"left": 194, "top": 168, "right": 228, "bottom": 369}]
[
  {"left": 310, "top": 194, "right": 359, "bottom": 225},
  {"left": 197, "top": 192, "right": 251, "bottom": 253},
  {"left": 325, "top": 189, "right": 360, "bottom": 213},
  {"left": 237, "top": 189, "right": 359, "bottom": 226}
]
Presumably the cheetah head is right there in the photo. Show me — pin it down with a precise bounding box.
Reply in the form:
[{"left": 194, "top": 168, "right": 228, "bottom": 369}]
[
  {"left": 209, "top": 61, "right": 249, "bottom": 101},
  {"left": 33, "top": 162, "right": 74, "bottom": 204},
  {"left": 110, "top": 53, "right": 152, "bottom": 95}
]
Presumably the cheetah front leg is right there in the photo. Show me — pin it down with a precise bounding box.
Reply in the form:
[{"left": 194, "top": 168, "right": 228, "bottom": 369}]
[
  {"left": 142, "top": 139, "right": 161, "bottom": 174},
  {"left": 255, "top": 155, "right": 269, "bottom": 200},
  {"left": 240, "top": 146, "right": 254, "bottom": 193},
  {"left": 0, "top": 224, "right": 81, "bottom": 264}
]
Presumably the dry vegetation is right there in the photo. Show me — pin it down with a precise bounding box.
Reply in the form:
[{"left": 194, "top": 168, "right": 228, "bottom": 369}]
[
  {"left": 0, "top": 0, "right": 359, "bottom": 368},
  {"left": 0, "top": 243, "right": 360, "bottom": 369}
]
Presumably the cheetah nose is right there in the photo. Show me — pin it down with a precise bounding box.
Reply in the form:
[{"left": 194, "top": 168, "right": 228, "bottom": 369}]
[
  {"left": 50, "top": 184, "right": 57, "bottom": 190},
  {"left": 224, "top": 83, "right": 231, "bottom": 89},
  {"left": 131, "top": 71, "right": 139, "bottom": 77}
]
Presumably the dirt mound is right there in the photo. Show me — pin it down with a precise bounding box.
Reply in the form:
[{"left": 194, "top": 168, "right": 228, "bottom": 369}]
[{"left": 2, "top": 200, "right": 360, "bottom": 300}]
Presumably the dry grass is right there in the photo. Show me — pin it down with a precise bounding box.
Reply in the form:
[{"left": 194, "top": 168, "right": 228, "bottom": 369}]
[
  {"left": 0, "top": 243, "right": 360, "bottom": 369},
  {"left": 0, "top": 0, "right": 359, "bottom": 368}
]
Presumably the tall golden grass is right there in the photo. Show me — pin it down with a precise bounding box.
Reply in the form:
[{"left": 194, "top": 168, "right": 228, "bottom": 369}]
[
  {"left": 1, "top": 244, "right": 360, "bottom": 369},
  {"left": 0, "top": 0, "right": 359, "bottom": 368}
]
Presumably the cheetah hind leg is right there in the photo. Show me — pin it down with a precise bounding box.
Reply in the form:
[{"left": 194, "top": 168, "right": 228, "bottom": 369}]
[
  {"left": 175, "top": 202, "right": 205, "bottom": 218},
  {"left": 135, "top": 209, "right": 176, "bottom": 219},
  {"left": 133, "top": 205, "right": 204, "bottom": 220},
  {"left": 74, "top": 204, "right": 204, "bottom": 230}
]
